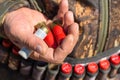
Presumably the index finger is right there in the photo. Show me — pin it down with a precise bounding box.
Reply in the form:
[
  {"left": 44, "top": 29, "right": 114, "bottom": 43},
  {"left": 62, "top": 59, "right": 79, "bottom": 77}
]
[
  {"left": 51, "top": 23, "right": 79, "bottom": 63},
  {"left": 56, "top": 0, "right": 69, "bottom": 19}
]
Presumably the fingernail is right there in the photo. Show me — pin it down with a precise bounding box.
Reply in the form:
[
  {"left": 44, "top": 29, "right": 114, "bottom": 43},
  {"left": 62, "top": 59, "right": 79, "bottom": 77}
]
[
  {"left": 36, "top": 45, "right": 45, "bottom": 55},
  {"left": 36, "top": 45, "right": 42, "bottom": 54}
]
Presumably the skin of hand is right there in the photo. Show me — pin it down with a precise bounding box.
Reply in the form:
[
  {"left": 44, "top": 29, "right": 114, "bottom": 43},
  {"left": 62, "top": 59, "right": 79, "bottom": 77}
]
[{"left": 3, "top": 0, "right": 79, "bottom": 64}]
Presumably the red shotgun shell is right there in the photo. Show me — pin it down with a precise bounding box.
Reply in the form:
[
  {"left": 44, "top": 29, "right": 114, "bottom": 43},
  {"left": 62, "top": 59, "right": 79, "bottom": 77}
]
[
  {"left": 12, "top": 46, "right": 20, "bottom": 55},
  {"left": 2, "top": 39, "right": 12, "bottom": 48},
  {"left": 44, "top": 31, "right": 57, "bottom": 48},
  {"left": 87, "top": 62, "right": 98, "bottom": 74},
  {"left": 110, "top": 55, "right": 120, "bottom": 65},
  {"left": 74, "top": 64, "right": 85, "bottom": 75},
  {"left": 61, "top": 63, "right": 72, "bottom": 74},
  {"left": 51, "top": 24, "right": 66, "bottom": 45},
  {"left": 99, "top": 60, "right": 110, "bottom": 70}
]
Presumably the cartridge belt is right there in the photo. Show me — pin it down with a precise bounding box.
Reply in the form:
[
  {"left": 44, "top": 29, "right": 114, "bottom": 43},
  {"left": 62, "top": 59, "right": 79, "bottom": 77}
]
[{"left": 65, "top": 45, "right": 120, "bottom": 65}]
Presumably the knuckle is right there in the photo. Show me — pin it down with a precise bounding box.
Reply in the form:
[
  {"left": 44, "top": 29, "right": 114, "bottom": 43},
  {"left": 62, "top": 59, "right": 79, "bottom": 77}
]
[{"left": 66, "top": 11, "right": 73, "bottom": 16}]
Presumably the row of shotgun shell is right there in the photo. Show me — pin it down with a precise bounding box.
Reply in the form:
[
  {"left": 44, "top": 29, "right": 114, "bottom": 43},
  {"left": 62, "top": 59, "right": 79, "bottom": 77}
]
[{"left": 0, "top": 38, "right": 120, "bottom": 80}]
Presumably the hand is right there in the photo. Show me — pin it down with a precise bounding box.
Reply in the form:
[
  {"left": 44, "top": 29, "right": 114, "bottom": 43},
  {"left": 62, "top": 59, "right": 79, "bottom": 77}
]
[{"left": 4, "top": 0, "right": 79, "bottom": 63}]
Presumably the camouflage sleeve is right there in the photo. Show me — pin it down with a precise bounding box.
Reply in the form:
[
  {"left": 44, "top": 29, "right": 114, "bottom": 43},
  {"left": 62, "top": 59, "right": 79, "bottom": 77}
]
[{"left": 0, "top": 0, "right": 30, "bottom": 38}]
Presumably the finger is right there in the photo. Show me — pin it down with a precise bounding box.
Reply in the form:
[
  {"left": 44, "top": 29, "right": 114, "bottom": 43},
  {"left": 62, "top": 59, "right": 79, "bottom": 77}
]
[
  {"left": 40, "top": 34, "right": 74, "bottom": 63},
  {"left": 56, "top": 0, "right": 69, "bottom": 19},
  {"left": 30, "top": 35, "right": 74, "bottom": 63},
  {"left": 63, "top": 11, "right": 74, "bottom": 31},
  {"left": 53, "top": 34, "right": 74, "bottom": 63},
  {"left": 68, "top": 23, "right": 79, "bottom": 44},
  {"left": 23, "top": 33, "right": 48, "bottom": 55},
  {"left": 53, "top": 23, "right": 79, "bottom": 63},
  {"left": 30, "top": 48, "right": 55, "bottom": 62}
]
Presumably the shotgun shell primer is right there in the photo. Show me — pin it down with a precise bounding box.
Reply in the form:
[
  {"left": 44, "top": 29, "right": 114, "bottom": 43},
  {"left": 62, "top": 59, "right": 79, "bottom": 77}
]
[
  {"left": 18, "top": 23, "right": 49, "bottom": 59},
  {"left": 71, "top": 64, "right": 85, "bottom": 80},
  {"left": 57, "top": 62, "right": 72, "bottom": 80}
]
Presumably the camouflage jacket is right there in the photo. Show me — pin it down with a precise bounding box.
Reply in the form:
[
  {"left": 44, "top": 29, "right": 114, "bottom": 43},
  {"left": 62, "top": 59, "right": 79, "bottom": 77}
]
[{"left": 0, "top": 0, "right": 120, "bottom": 59}]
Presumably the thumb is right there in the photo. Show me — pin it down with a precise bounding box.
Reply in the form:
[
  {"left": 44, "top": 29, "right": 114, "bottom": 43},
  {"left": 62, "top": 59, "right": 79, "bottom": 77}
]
[{"left": 19, "top": 29, "right": 48, "bottom": 59}]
